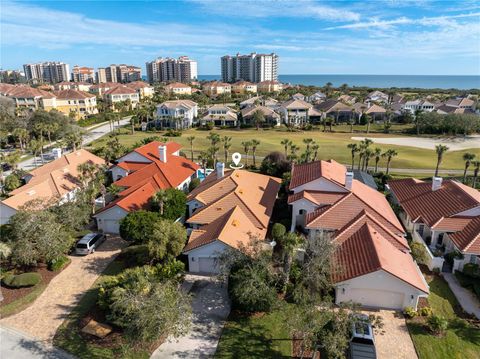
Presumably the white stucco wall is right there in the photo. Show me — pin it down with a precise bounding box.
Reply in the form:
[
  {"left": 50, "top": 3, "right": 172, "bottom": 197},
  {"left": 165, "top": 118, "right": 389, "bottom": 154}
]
[
  {"left": 291, "top": 177, "right": 346, "bottom": 194},
  {"left": 290, "top": 198, "right": 318, "bottom": 231},
  {"left": 116, "top": 151, "right": 150, "bottom": 164},
  {"left": 184, "top": 240, "right": 229, "bottom": 273},
  {"left": 94, "top": 206, "right": 129, "bottom": 234},
  {"left": 187, "top": 199, "right": 204, "bottom": 217},
  {"left": 110, "top": 166, "right": 129, "bottom": 181},
  {"left": 335, "top": 270, "right": 428, "bottom": 310}
]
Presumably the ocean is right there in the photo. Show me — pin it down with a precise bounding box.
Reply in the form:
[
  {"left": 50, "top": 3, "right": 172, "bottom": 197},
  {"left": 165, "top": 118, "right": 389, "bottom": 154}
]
[{"left": 197, "top": 74, "right": 480, "bottom": 90}]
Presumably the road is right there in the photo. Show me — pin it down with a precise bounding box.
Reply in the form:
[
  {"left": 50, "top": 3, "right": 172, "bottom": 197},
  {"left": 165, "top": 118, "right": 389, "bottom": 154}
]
[
  {"left": 14, "top": 117, "right": 130, "bottom": 172},
  {"left": 0, "top": 326, "right": 75, "bottom": 359}
]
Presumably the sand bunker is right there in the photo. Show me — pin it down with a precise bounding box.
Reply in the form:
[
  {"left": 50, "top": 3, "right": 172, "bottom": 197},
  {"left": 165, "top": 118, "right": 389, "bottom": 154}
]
[{"left": 351, "top": 135, "right": 480, "bottom": 151}]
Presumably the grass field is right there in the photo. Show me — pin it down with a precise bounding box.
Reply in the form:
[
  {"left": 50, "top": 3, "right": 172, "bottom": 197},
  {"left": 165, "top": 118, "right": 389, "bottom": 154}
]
[
  {"left": 87, "top": 125, "right": 480, "bottom": 173},
  {"left": 407, "top": 275, "right": 480, "bottom": 359}
]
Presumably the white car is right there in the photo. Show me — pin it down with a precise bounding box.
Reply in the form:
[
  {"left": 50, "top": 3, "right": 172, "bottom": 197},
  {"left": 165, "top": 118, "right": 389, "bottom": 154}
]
[
  {"left": 75, "top": 233, "right": 106, "bottom": 255},
  {"left": 349, "top": 314, "right": 376, "bottom": 359}
]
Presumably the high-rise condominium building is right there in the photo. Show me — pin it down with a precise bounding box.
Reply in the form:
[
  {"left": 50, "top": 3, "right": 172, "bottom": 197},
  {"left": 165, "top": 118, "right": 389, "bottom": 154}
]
[
  {"left": 23, "top": 62, "right": 70, "bottom": 84},
  {"left": 72, "top": 65, "right": 95, "bottom": 83},
  {"left": 221, "top": 53, "right": 278, "bottom": 83},
  {"left": 146, "top": 56, "right": 197, "bottom": 83},
  {"left": 96, "top": 64, "right": 142, "bottom": 83}
]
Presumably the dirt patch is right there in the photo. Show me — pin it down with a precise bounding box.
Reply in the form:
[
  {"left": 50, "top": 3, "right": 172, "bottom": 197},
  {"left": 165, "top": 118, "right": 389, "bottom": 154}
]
[{"left": 1, "top": 264, "right": 65, "bottom": 308}]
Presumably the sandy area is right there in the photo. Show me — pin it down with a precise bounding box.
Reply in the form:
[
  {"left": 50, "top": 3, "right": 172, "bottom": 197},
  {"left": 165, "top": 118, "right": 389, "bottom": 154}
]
[{"left": 351, "top": 135, "right": 480, "bottom": 151}]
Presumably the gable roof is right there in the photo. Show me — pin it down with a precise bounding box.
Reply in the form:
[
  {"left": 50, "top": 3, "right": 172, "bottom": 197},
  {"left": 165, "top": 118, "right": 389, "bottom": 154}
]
[
  {"left": 289, "top": 159, "right": 346, "bottom": 189},
  {"left": 159, "top": 99, "right": 197, "bottom": 110},
  {"left": 54, "top": 89, "right": 95, "bottom": 100},
  {"left": 316, "top": 99, "right": 352, "bottom": 113},
  {"left": 241, "top": 105, "right": 279, "bottom": 118},
  {"left": 388, "top": 178, "right": 480, "bottom": 226},
  {"left": 448, "top": 216, "right": 480, "bottom": 255},
  {"left": 333, "top": 223, "right": 428, "bottom": 293},
  {"left": 281, "top": 98, "right": 312, "bottom": 110},
  {"left": 104, "top": 85, "right": 137, "bottom": 95}
]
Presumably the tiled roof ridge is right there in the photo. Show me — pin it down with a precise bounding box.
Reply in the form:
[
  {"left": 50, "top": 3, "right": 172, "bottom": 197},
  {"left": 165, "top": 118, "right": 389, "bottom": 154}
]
[{"left": 307, "top": 192, "right": 354, "bottom": 226}]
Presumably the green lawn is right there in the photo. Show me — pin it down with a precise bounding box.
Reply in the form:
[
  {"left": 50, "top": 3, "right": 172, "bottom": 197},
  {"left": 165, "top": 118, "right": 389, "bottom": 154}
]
[
  {"left": 53, "top": 259, "right": 150, "bottom": 359},
  {"left": 87, "top": 126, "right": 480, "bottom": 172},
  {"left": 407, "top": 275, "right": 480, "bottom": 359},
  {"left": 215, "top": 306, "right": 293, "bottom": 358}
]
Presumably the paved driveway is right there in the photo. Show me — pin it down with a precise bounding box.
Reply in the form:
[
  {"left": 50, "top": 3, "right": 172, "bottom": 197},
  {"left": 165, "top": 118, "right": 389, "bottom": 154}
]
[
  {"left": 151, "top": 275, "right": 231, "bottom": 358},
  {"left": 0, "top": 236, "right": 126, "bottom": 343},
  {"left": 364, "top": 310, "right": 417, "bottom": 359},
  {"left": 0, "top": 325, "right": 74, "bottom": 359}
]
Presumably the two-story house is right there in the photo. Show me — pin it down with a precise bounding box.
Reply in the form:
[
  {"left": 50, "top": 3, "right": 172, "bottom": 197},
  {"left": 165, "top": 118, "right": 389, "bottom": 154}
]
[
  {"left": 201, "top": 105, "right": 238, "bottom": 127},
  {"left": 155, "top": 100, "right": 198, "bottom": 129}
]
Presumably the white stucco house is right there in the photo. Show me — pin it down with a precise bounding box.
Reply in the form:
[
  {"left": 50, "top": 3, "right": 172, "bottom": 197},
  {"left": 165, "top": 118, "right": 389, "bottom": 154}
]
[
  {"left": 154, "top": 100, "right": 198, "bottom": 129},
  {"left": 94, "top": 141, "right": 199, "bottom": 234},
  {"left": 288, "top": 160, "right": 429, "bottom": 310}
]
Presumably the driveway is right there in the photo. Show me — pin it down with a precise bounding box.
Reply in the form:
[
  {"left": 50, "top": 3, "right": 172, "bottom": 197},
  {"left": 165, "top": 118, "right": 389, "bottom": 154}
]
[
  {"left": 363, "top": 309, "right": 418, "bottom": 359},
  {"left": 151, "top": 274, "right": 231, "bottom": 358},
  {"left": 0, "top": 236, "right": 127, "bottom": 343},
  {"left": 0, "top": 325, "right": 75, "bottom": 359}
]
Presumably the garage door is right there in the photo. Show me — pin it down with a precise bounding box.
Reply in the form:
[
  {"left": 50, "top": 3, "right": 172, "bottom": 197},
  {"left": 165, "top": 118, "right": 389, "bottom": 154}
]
[
  {"left": 103, "top": 220, "right": 120, "bottom": 234},
  {"left": 198, "top": 257, "right": 218, "bottom": 273},
  {"left": 350, "top": 288, "right": 405, "bottom": 310}
]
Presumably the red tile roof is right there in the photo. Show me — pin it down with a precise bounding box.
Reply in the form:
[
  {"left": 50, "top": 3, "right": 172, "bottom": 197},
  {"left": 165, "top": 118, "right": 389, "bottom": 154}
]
[
  {"left": 289, "top": 159, "right": 346, "bottom": 189},
  {"left": 449, "top": 216, "right": 480, "bottom": 255},
  {"left": 388, "top": 179, "right": 480, "bottom": 226},
  {"left": 333, "top": 223, "right": 428, "bottom": 293},
  {"left": 287, "top": 190, "right": 346, "bottom": 205},
  {"left": 104, "top": 85, "right": 137, "bottom": 95},
  {"left": 54, "top": 89, "right": 95, "bottom": 100}
]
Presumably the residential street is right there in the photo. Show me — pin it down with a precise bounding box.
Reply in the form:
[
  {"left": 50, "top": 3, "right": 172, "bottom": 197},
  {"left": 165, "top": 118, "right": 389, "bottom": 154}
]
[
  {"left": 0, "top": 237, "right": 127, "bottom": 343},
  {"left": 0, "top": 326, "right": 75, "bottom": 359},
  {"left": 151, "top": 275, "right": 231, "bottom": 359},
  {"left": 14, "top": 117, "right": 131, "bottom": 172}
]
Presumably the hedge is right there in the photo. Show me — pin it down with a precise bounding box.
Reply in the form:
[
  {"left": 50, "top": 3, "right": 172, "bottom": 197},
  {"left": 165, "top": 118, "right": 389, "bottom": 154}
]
[
  {"left": 3, "top": 272, "right": 41, "bottom": 288},
  {"left": 48, "top": 255, "right": 70, "bottom": 271}
]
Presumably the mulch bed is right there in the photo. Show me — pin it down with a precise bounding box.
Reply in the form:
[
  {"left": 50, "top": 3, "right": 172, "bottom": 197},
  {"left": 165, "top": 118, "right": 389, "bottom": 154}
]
[
  {"left": 0, "top": 264, "right": 64, "bottom": 307},
  {"left": 291, "top": 332, "right": 320, "bottom": 359}
]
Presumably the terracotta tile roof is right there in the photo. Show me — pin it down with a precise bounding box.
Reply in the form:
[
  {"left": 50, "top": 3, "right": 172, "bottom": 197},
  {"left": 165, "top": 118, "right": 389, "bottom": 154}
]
[
  {"left": 316, "top": 99, "right": 352, "bottom": 113},
  {"left": 333, "top": 223, "right": 428, "bottom": 293},
  {"left": 241, "top": 105, "right": 279, "bottom": 119},
  {"left": 6, "top": 85, "right": 55, "bottom": 99},
  {"left": 287, "top": 190, "right": 346, "bottom": 206},
  {"left": 281, "top": 98, "right": 312, "bottom": 110},
  {"left": 104, "top": 85, "right": 137, "bottom": 95},
  {"left": 159, "top": 100, "right": 197, "bottom": 110},
  {"left": 115, "top": 161, "right": 148, "bottom": 172},
  {"left": 388, "top": 178, "right": 480, "bottom": 226},
  {"left": 431, "top": 216, "right": 472, "bottom": 231},
  {"left": 449, "top": 216, "right": 480, "bottom": 255},
  {"left": 126, "top": 81, "right": 152, "bottom": 89},
  {"left": 4, "top": 149, "right": 105, "bottom": 210},
  {"left": 183, "top": 206, "right": 266, "bottom": 252},
  {"left": 365, "top": 104, "right": 386, "bottom": 114},
  {"left": 53, "top": 89, "right": 95, "bottom": 100},
  {"left": 289, "top": 159, "right": 346, "bottom": 189}
]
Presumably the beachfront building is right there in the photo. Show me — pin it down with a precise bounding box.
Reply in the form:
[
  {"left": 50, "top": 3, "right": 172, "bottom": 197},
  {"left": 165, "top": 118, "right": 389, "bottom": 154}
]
[
  {"left": 72, "top": 65, "right": 95, "bottom": 83},
  {"left": 146, "top": 56, "right": 198, "bottom": 83},
  {"left": 23, "top": 62, "right": 70, "bottom": 84},
  {"left": 221, "top": 53, "right": 278, "bottom": 83},
  {"left": 257, "top": 80, "right": 283, "bottom": 93}
]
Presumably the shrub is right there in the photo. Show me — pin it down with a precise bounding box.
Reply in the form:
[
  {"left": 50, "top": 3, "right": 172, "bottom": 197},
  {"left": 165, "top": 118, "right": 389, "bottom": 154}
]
[
  {"left": 419, "top": 306, "right": 433, "bottom": 316},
  {"left": 463, "top": 263, "right": 480, "bottom": 278},
  {"left": 151, "top": 188, "right": 187, "bottom": 221},
  {"left": 444, "top": 250, "right": 463, "bottom": 266},
  {"left": 3, "top": 272, "right": 41, "bottom": 288},
  {"left": 119, "top": 210, "right": 161, "bottom": 243},
  {"left": 0, "top": 242, "right": 12, "bottom": 260},
  {"left": 48, "top": 255, "right": 70, "bottom": 271},
  {"left": 427, "top": 314, "right": 448, "bottom": 335},
  {"left": 410, "top": 242, "right": 428, "bottom": 265},
  {"left": 403, "top": 306, "right": 417, "bottom": 318},
  {"left": 188, "top": 178, "right": 201, "bottom": 192},
  {"left": 271, "top": 223, "right": 286, "bottom": 242},
  {"left": 165, "top": 129, "right": 182, "bottom": 137}
]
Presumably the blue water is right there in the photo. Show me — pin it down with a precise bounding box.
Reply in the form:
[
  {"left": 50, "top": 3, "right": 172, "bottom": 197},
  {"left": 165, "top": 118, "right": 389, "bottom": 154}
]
[{"left": 198, "top": 74, "right": 480, "bottom": 90}]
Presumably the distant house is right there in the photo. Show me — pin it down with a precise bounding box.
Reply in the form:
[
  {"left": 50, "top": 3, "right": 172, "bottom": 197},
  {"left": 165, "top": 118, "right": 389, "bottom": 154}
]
[
  {"left": 53, "top": 89, "right": 98, "bottom": 120},
  {"left": 0, "top": 149, "right": 105, "bottom": 225},
  {"left": 231, "top": 81, "right": 257, "bottom": 94},
  {"left": 202, "top": 81, "right": 231, "bottom": 97},
  {"left": 367, "top": 90, "right": 389, "bottom": 103},
  {"left": 165, "top": 82, "right": 192, "bottom": 96},
  {"left": 365, "top": 104, "right": 387, "bottom": 122},
  {"left": 126, "top": 81, "right": 154, "bottom": 98},
  {"left": 184, "top": 165, "right": 281, "bottom": 273},
  {"left": 278, "top": 98, "right": 313, "bottom": 126},
  {"left": 288, "top": 160, "right": 429, "bottom": 310},
  {"left": 388, "top": 177, "right": 480, "bottom": 272},
  {"left": 54, "top": 81, "right": 93, "bottom": 92},
  {"left": 308, "top": 91, "right": 327, "bottom": 104},
  {"left": 257, "top": 80, "right": 283, "bottom": 93},
  {"left": 338, "top": 94, "right": 356, "bottom": 104},
  {"left": 316, "top": 99, "right": 354, "bottom": 122},
  {"left": 89, "top": 82, "right": 117, "bottom": 96},
  {"left": 241, "top": 105, "right": 281, "bottom": 127},
  {"left": 103, "top": 85, "right": 140, "bottom": 109},
  {"left": 154, "top": 100, "right": 198, "bottom": 129},
  {"left": 95, "top": 141, "right": 198, "bottom": 234},
  {"left": 1, "top": 85, "right": 56, "bottom": 111},
  {"left": 291, "top": 93, "right": 305, "bottom": 101},
  {"left": 403, "top": 99, "right": 436, "bottom": 114},
  {"left": 445, "top": 98, "right": 476, "bottom": 110},
  {"left": 239, "top": 96, "right": 278, "bottom": 110},
  {"left": 201, "top": 105, "right": 238, "bottom": 127}
]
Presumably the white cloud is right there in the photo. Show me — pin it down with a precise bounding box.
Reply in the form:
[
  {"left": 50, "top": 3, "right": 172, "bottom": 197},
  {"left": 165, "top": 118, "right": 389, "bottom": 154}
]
[{"left": 189, "top": 0, "right": 361, "bottom": 22}]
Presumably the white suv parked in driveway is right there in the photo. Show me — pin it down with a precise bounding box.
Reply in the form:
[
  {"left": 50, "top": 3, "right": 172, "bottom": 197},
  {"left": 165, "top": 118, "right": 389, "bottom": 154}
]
[{"left": 75, "top": 233, "right": 106, "bottom": 255}]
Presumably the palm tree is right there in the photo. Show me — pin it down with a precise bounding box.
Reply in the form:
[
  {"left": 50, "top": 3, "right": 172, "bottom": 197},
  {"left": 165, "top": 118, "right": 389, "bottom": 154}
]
[
  {"left": 253, "top": 109, "right": 265, "bottom": 130},
  {"left": 434, "top": 144, "right": 449, "bottom": 177},
  {"left": 28, "top": 139, "right": 42, "bottom": 168},
  {"left": 12, "top": 128, "right": 28, "bottom": 151},
  {"left": 242, "top": 141, "right": 252, "bottom": 167},
  {"left": 153, "top": 189, "right": 168, "bottom": 216},
  {"left": 374, "top": 147, "right": 382, "bottom": 173},
  {"left": 279, "top": 232, "right": 303, "bottom": 283},
  {"left": 4, "top": 151, "right": 21, "bottom": 170},
  {"left": 289, "top": 144, "right": 300, "bottom": 163},
  {"left": 382, "top": 149, "right": 398, "bottom": 175},
  {"left": 365, "top": 114, "right": 372, "bottom": 134},
  {"left": 339, "top": 83, "right": 349, "bottom": 94},
  {"left": 324, "top": 82, "right": 333, "bottom": 97},
  {"left": 187, "top": 136, "right": 196, "bottom": 161},
  {"left": 414, "top": 109, "right": 423, "bottom": 135},
  {"left": 311, "top": 143, "right": 319, "bottom": 161},
  {"left": 364, "top": 148, "right": 374, "bottom": 172},
  {"left": 347, "top": 143, "right": 359, "bottom": 170},
  {"left": 198, "top": 151, "right": 208, "bottom": 178},
  {"left": 222, "top": 136, "right": 232, "bottom": 163},
  {"left": 472, "top": 161, "right": 480, "bottom": 188},
  {"left": 302, "top": 138, "right": 314, "bottom": 162},
  {"left": 251, "top": 139, "right": 260, "bottom": 167},
  {"left": 207, "top": 132, "right": 221, "bottom": 165},
  {"left": 462, "top": 153, "right": 476, "bottom": 183},
  {"left": 280, "top": 138, "right": 292, "bottom": 157},
  {"left": 348, "top": 116, "right": 356, "bottom": 133}
]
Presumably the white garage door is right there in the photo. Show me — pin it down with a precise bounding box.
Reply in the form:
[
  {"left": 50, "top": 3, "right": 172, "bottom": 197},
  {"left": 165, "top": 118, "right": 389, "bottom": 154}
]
[
  {"left": 103, "top": 220, "right": 120, "bottom": 234},
  {"left": 350, "top": 288, "right": 405, "bottom": 310},
  {"left": 198, "top": 257, "right": 218, "bottom": 273}
]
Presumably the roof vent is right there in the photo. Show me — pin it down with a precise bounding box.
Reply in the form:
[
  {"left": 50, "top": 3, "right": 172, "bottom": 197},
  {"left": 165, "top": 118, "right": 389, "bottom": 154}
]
[
  {"left": 345, "top": 171, "right": 354, "bottom": 191},
  {"left": 432, "top": 177, "right": 443, "bottom": 191},
  {"left": 158, "top": 145, "right": 167, "bottom": 163}
]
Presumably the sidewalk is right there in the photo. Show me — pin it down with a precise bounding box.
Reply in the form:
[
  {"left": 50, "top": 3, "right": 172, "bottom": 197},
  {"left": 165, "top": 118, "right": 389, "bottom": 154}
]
[{"left": 442, "top": 273, "right": 480, "bottom": 319}]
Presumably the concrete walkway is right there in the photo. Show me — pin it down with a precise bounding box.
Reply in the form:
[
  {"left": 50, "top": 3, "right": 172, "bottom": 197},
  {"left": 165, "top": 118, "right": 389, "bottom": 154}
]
[
  {"left": 0, "top": 325, "right": 75, "bottom": 359},
  {"left": 0, "top": 237, "right": 127, "bottom": 343},
  {"left": 151, "top": 274, "right": 231, "bottom": 359},
  {"left": 442, "top": 273, "right": 480, "bottom": 319}
]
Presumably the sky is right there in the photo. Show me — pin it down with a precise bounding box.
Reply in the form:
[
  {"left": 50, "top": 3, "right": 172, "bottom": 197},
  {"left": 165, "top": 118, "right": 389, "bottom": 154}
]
[{"left": 1, "top": 0, "right": 480, "bottom": 75}]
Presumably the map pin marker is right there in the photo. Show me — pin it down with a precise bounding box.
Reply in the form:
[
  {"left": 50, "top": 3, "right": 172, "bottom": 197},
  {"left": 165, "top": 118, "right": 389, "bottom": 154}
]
[{"left": 232, "top": 152, "right": 242, "bottom": 166}]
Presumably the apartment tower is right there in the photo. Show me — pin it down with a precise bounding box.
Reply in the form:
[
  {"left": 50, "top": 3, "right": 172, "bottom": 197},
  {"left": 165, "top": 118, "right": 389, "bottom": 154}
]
[
  {"left": 72, "top": 65, "right": 95, "bottom": 83},
  {"left": 23, "top": 62, "right": 70, "bottom": 84},
  {"left": 146, "top": 56, "right": 198, "bottom": 83},
  {"left": 221, "top": 53, "right": 278, "bottom": 83}
]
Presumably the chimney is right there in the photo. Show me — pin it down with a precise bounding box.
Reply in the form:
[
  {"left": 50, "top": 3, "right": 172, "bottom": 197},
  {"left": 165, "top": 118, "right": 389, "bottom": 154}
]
[
  {"left": 52, "top": 148, "right": 62, "bottom": 159},
  {"left": 345, "top": 171, "right": 354, "bottom": 190},
  {"left": 158, "top": 145, "right": 167, "bottom": 163},
  {"left": 432, "top": 176, "right": 443, "bottom": 191},
  {"left": 216, "top": 162, "right": 225, "bottom": 178}
]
